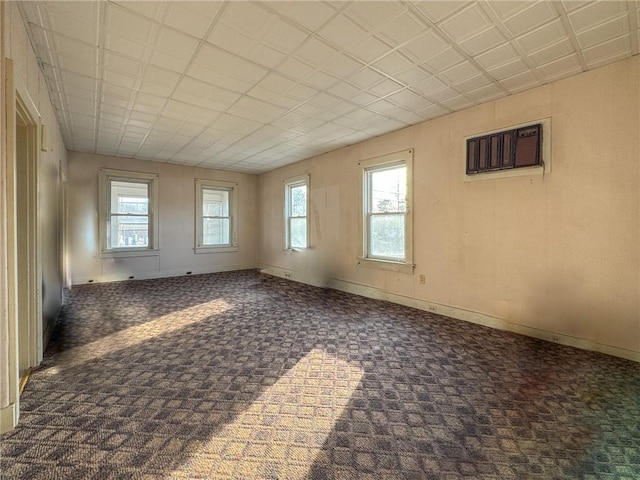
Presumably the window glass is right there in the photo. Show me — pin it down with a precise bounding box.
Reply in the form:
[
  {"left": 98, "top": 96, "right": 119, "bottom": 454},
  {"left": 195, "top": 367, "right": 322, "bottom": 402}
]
[
  {"left": 201, "top": 188, "right": 231, "bottom": 246},
  {"left": 108, "top": 180, "right": 150, "bottom": 249},
  {"left": 195, "top": 179, "right": 238, "bottom": 252},
  {"left": 366, "top": 164, "right": 406, "bottom": 262},
  {"left": 285, "top": 177, "right": 308, "bottom": 249}
]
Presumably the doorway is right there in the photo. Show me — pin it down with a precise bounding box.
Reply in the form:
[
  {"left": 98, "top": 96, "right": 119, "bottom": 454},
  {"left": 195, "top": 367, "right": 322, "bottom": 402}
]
[{"left": 15, "top": 89, "right": 42, "bottom": 380}]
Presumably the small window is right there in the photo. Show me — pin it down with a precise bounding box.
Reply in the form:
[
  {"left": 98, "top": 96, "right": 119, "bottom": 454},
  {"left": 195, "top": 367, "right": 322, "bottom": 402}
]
[
  {"left": 359, "top": 149, "right": 414, "bottom": 273},
  {"left": 99, "top": 169, "right": 159, "bottom": 255},
  {"left": 466, "top": 123, "right": 542, "bottom": 174},
  {"left": 195, "top": 179, "right": 238, "bottom": 253},
  {"left": 284, "top": 175, "right": 309, "bottom": 250}
]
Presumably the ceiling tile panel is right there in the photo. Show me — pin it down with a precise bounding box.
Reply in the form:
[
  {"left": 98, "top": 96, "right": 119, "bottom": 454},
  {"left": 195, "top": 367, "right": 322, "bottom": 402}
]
[
  {"left": 369, "top": 78, "right": 405, "bottom": 97},
  {"left": 453, "top": 73, "right": 493, "bottom": 93},
  {"left": 106, "top": 4, "right": 155, "bottom": 45},
  {"left": 344, "top": 35, "right": 395, "bottom": 64},
  {"left": 218, "top": 2, "right": 274, "bottom": 40},
  {"left": 411, "top": 76, "right": 448, "bottom": 96},
  {"left": 263, "top": 18, "right": 310, "bottom": 54},
  {"left": 207, "top": 23, "right": 253, "bottom": 58},
  {"left": 438, "top": 4, "right": 493, "bottom": 43},
  {"left": 474, "top": 43, "right": 519, "bottom": 70},
  {"left": 294, "top": 38, "right": 339, "bottom": 68},
  {"left": 266, "top": 1, "right": 336, "bottom": 32},
  {"left": 576, "top": 16, "right": 630, "bottom": 49},
  {"left": 411, "top": 1, "right": 468, "bottom": 23},
  {"left": 324, "top": 54, "right": 365, "bottom": 78},
  {"left": 457, "top": 27, "right": 507, "bottom": 56},
  {"left": 582, "top": 35, "right": 632, "bottom": 67},
  {"left": 393, "top": 65, "right": 433, "bottom": 86},
  {"left": 372, "top": 51, "right": 417, "bottom": 77},
  {"left": 487, "top": 59, "right": 530, "bottom": 81},
  {"left": 527, "top": 38, "right": 577, "bottom": 65},
  {"left": 347, "top": 1, "right": 407, "bottom": 31},
  {"left": 103, "top": 70, "right": 138, "bottom": 89},
  {"left": 46, "top": 4, "right": 98, "bottom": 44},
  {"left": 502, "top": 1, "right": 559, "bottom": 37},
  {"left": 59, "top": 56, "right": 96, "bottom": 78},
  {"left": 402, "top": 30, "right": 449, "bottom": 62},
  {"left": 423, "top": 47, "right": 466, "bottom": 72},
  {"left": 486, "top": 1, "right": 532, "bottom": 20},
  {"left": 111, "top": 1, "right": 162, "bottom": 21},
  {"left": 537, "top": 53, "right": 582, "bottom": 81},
  {"left": 378, "top": 11, "right": 427, "bottom": 45},
  {"left": 162, "top": 3, "right": 213, "bottom": 38},
  {"left": 275, "top": 58, "right": 315, "bottom": 82},
  {"left": 154, "top": 27, "right": 200, "bottom": 59},
  {"left": 465, "top": 83, "right": 504, "bottom": 102},
  {"left": 440, "top": 61, "right": 481, "bottom": 84},
  {"left": 318, "top": 15, "right": 369, "bottom": 47},
  {"left": 515, "top": 19, "right": 568, "bottom": 54},
  {"left": 105, "top": 34, "right": 148, "bottom": 60},
  {"left": 568, "top": 1, "right": 628, "bottom": 32}
]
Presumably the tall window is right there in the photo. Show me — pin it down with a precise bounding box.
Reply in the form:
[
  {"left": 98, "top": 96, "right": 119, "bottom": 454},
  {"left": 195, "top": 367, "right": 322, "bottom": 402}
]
[
  {"left": 360, "top": 149, "right": 413, "bottom": 273},
  {"left": 284, "top": 175, "right": 309, "bottom": 249},
  {"left": 99, "top": 169, "right": 158, "bottom": 254},
  {"left": 195, "top": 179, "right": 238, "bottom": 253}
]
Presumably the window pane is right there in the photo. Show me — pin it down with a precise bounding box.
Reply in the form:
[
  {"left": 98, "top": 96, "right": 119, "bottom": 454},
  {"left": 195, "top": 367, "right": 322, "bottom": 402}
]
[
  {"left": 203, "top": 218, "right": 230, "bottom": 245},
  {"left": 111, "top": 181, "right": 148, "bottom": 214},
  {"left": 371, "top": 166, "right": 406, "bottom": 213},
  {"left": 108, "top": 215, "right": 149, "bottom": 249},
  {"left": 203, "top": 189, "right": 229, "bottom": 217},
  {"left": 370, "top": 214, "right": 404, "bottom": 260},
  {"left": 290, "top": 184, "right": 307, "bottom": 217},
  {"left": 290, "top": 217, "right": 307, "bottom": 248}
]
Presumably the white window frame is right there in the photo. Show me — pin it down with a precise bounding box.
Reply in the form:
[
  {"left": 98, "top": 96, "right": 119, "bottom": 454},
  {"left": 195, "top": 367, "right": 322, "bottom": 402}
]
[
  {"left": 358, "top": 149, "right": 414, "bottom": 274},
  {"left": 99, "top": 169, "right": 159, "bottom": 258},
  {"left": 284, "top": 174, "right": 309, "bottom": 251},
  {"left": 195, "top": 179, "right": 239, "bottom": 254}
]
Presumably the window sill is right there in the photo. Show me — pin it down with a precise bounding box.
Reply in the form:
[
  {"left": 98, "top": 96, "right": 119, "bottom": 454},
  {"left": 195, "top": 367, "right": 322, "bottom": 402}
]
[
  {"left": 195, "top": 246, "right": 239, "bottom": 254},
  {"left": 99, "top": 249, "right": 160, "bottom": 259},
  {"left": 357, "top": 257, "right": 415, "bottom": 274}
]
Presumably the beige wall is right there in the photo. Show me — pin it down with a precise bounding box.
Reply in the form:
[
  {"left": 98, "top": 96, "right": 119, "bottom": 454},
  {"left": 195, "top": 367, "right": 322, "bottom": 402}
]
[
  {"left": 68, "top": 152, "right": 258, "bottom": 284},
  {"left": 1, "top": 1, "right": 68, "bottom": 430},
  {"left": 259, "top": 56, "right": 640, "bottom": 360}
]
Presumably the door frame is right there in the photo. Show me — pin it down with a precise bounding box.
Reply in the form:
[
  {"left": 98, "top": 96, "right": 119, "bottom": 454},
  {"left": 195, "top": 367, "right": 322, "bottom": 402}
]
[{"left": 0, "top": 58, "right": 42, "bottom": 433}]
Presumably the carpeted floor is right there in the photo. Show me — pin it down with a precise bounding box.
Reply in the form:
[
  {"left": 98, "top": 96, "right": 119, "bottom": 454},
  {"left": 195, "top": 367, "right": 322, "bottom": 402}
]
[{"left": 1, "top": 269, "right": 639, "bottom": 479}]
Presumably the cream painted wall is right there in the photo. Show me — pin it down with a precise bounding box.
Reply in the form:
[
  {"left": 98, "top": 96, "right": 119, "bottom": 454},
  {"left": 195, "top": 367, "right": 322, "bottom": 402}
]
[
  {"left": 259, "top": 56, "right": 640, "bottom": 360},
  {"left": 67, "top": 152, "right": 258, "bottom": 284},
  {"left": 1, "top": 2, "right": 68, "bottom": 431}
]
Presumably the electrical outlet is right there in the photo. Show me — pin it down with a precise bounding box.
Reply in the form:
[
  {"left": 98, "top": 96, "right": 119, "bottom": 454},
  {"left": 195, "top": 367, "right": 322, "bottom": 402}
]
[{"left": 419, "top": 274, "right": 425, "bottom": 284}]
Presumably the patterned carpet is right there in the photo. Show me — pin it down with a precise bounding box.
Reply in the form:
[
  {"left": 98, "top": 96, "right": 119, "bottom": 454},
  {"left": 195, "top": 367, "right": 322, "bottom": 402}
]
[{"left": 1, "top": 269, "right": 639, "bottom": 479}]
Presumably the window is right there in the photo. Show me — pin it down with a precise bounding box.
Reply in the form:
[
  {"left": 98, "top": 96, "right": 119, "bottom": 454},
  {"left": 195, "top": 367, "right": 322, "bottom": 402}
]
[
  {"left": 284, "top": 175, "right": 309, "bottom": 250},
  {"left": 99, "top": 169, "right": 159, "bottom": 255},
  {"left": 195, "top": 179, "right": 238, "bottom": 253},
  {"left": 359, "top": 149, "right": 414, "bottom": 273}
]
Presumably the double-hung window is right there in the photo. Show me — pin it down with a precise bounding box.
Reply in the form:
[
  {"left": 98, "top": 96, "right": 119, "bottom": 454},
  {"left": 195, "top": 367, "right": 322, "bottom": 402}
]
[
  {"left": 99, "top": 169, "right": 159, "bottom": 255},
  {"left": 360, "top": 149, "right": 413, "bottom": 273},
  {"left": 284, "top": 175, "right": 309, "bottom": 250},
  {"left": 195, "top": 179, "right": 238, "bottom": 253}
]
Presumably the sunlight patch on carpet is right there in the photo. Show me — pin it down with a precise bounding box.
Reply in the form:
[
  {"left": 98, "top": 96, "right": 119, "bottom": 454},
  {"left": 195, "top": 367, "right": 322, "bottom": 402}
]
[
  {"left": 171, "top": 348, "right": 364, "bottom": 479},
  {"left": 47, "top": 299, "right": 232, "bottom": 373}
]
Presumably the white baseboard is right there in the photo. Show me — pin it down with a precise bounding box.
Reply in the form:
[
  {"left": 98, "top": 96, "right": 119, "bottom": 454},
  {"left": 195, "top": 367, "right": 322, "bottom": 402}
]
[
  {"left": 71, "top": 263, "right": 258, "bottom": 286},
  {"left": 0, "top": 403, "right": 17, "bottom": 434},
  {"left": 259, "top": 265, "right": 328, "bottom": 288},
  {"left": 260, "top": 266, "right": 640, "bottom": 363}
]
